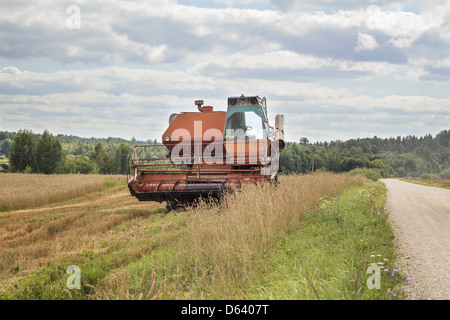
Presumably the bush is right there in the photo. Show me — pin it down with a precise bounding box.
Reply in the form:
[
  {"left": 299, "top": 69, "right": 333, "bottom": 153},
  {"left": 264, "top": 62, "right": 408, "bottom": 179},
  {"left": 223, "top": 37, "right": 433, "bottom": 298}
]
[
  {"left": 420, "top": 173, "right": 437, "bottom": 179},
  {"left": 0, "top": 163, "right": 9, "bottom": 173},
  {"left": 349, "top": 168, "right": 382, "bottom": 181},
  {"left": 439, "top": 169, "right": 450, "bottom": 179}
]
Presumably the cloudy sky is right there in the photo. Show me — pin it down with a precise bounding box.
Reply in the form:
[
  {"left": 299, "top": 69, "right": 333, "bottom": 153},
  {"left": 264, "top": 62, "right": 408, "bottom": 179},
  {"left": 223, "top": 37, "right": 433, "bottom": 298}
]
[{"left": 0, "top": 0, "right": 449, "bottom": 143}]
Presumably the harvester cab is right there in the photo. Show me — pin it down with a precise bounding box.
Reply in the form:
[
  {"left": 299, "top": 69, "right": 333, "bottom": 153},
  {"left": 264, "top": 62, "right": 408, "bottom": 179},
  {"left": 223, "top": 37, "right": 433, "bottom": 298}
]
[
  {"left": 128, "top": 95, "right": 285, "bottom": 210},
  {"left": 225, "top": 96, "right": 268, "bottom": 141}
]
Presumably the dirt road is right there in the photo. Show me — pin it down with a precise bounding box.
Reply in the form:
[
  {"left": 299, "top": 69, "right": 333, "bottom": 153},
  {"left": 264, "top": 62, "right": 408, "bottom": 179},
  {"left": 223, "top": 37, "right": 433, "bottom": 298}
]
[{"left": 382, "top": 179, "right": 450, "bottom": 300}]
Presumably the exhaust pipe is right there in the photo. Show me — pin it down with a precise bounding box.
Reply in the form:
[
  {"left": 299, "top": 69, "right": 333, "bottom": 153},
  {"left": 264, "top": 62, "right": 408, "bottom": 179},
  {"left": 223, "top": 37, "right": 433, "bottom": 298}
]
[
  {"left": 275, "top": 114, "right": 285, "bottom": 151},
  {"left": 196, "top": 100, "right": 214, "bottom": 113}
]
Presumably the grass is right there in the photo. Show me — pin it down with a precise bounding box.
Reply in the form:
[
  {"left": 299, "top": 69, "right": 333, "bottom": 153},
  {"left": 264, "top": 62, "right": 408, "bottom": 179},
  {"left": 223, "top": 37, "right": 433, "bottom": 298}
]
[
  {"left": 242, "top": 182, "right": 405, "bottom": 299},
  {"left": 400, "top": 177, "right": 450, "bottom": 190},
  {"left": 95, "top": 173, "right": 372, "bottom": 300},
  {"left": 349, "top": 167, "right": 382, "bottom": 181},
  {"left": 0, "top": 172, "right": 404, "bottom": 300},
  {"left": 180, "top": 173, "right": 368, "bottom": 298}
]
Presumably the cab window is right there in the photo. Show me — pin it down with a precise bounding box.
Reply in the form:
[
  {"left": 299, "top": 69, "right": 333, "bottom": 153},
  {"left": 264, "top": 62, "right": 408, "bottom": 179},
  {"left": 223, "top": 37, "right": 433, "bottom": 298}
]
[{"left": 224, "top": 107, "right": 267, "bottom": 140}]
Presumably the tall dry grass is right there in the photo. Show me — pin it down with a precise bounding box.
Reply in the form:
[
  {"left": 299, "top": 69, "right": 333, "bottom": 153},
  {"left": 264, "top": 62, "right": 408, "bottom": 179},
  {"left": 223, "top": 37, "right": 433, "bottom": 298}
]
[
  {"left": 184, "top": 172, "right": 368, "bottom": 296},
  {"left": 0, "top": 173, "right": 125, "bottom": 211}
]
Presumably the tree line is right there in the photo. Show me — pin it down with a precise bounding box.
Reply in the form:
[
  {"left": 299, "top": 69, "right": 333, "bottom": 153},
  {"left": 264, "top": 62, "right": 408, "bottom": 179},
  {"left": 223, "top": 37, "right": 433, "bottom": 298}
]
[
  {"left": 1, "top": 129, "right": 449, "bottom": 179},
  {"left": 280, "top": 130, "right": 450, "bottom": 180},
  {"left": 0, "top": 129, "right": 163, "bottom": 175}
]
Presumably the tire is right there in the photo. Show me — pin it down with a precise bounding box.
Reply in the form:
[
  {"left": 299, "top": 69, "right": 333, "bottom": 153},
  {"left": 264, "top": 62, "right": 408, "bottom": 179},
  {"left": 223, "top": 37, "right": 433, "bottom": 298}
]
[{"left": 166, "top": 200, "right": 183, "bottom": 212}]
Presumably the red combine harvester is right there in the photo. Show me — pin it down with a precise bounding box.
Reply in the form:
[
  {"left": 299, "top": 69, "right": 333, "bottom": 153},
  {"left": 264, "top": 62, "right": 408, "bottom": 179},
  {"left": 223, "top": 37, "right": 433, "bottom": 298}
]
[{"left": 128, "top": 95, "right": 285, "bottom": 210}]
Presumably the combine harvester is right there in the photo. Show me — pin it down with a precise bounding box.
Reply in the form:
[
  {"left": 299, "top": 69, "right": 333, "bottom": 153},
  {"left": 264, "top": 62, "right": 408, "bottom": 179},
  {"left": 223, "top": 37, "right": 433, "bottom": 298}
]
[{"left": 128, "top": 95, "right": 285, "bottom": 210}]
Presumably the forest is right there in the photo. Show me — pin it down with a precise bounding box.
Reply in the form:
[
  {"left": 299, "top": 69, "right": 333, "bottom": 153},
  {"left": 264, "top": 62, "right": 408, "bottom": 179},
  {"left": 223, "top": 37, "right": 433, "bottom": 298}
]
[
  {"left": 0, "top": 130, "right": 162, "bottom": 175},
  {"left": 1, "top": 129, "right": 449, "bottom": 179},
  {"left": 280, "top": 130, "right": 450, "bottom": 180}
]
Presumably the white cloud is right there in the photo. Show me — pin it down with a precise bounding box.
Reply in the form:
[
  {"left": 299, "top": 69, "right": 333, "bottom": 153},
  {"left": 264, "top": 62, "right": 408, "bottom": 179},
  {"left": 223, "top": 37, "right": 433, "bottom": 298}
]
[
  {"left": 0, "top": 66, "right": 21, "bottom": 75},
  {"left": 355, "top": 33, "right": 379, "bottom": 52},
  {"left": 0, "top": 0, "right": 449, "bottom": 142},
  {"left": 1, "top": 66, "right": 449, "bottom": 142},
  {"left": 366, "top": 5, "right": 437, "bottom": 48}
]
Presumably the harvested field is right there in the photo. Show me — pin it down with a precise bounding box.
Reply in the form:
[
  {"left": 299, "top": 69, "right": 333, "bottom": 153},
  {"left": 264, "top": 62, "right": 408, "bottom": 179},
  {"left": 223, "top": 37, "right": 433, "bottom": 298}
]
[{"left": 0, "top": 175, "right": 165, "bottom": 294}]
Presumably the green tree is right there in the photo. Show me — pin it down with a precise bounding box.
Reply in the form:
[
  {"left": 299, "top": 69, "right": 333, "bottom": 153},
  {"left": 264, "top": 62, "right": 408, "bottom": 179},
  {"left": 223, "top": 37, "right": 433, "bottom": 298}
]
[
  {"left": 114, "top": 143, "right": 133, "bottom": 174},
  {"left": 340, "top": 156, "right": 369, "bottom": 172},
  {"left": 1, "top": 139, "right": 12, "bottom": 157},
  {"left": 300, "top": 137, "right": 309, "bottom": 145},
  {"left": 280, "top": 148, "right": 296, "bottom": 174},
  {"left": 75, "top": 155, "right": 98, "bottom": 174},
  {"left": 322, "top": 152, "right": 342, "bottom": 172},
  {"left": 92, "top": 142, "right": 113, "bottom": 174},
  {"left": 440, "top": 168, "right": 450, "bottom": 179},
  {"left": 9, "top": 129, "right": 36, "bottom": 172},
  {"left": 35, "top": 130, "right": 63, "bottom": 174}
]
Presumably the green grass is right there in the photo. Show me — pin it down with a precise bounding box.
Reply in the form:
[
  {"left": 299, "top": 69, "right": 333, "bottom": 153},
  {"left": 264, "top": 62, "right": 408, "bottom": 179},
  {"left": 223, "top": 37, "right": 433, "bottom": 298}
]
[
  {"left": 242, "top": 182, "right": 405, "bottom": 300},
  {"left": 348, "top": 168, "right": 382, "bottom": 181},
  {"left": 400, "top": 177, "right": 450, "bottom": 190},
  {"left": 102, "top": 178, "right": 124, "bottom": 189},
  {"left": 0, "top": 251, "right": 130, "bottom": 300}
]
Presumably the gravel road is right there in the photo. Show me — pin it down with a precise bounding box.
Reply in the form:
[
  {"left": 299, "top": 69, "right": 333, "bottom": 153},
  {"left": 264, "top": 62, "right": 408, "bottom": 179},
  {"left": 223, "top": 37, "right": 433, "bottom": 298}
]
[{"left": 382, "top": 179, "right": 450, "bottom": 300}]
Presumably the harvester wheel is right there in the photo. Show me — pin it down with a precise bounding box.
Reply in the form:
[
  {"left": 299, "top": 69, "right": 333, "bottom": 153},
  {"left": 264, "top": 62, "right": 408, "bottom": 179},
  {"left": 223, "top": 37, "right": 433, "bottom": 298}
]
[{"left": 166, "top": 201, "right": 181, "bottom": 212}]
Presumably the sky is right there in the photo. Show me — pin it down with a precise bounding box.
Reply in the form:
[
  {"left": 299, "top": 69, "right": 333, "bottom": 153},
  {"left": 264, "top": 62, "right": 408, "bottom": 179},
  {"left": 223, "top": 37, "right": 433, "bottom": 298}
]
[{"left": 0, "top": 0, "right": 449, "bottom": 143}]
